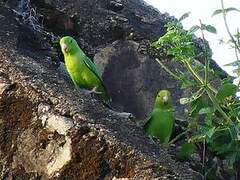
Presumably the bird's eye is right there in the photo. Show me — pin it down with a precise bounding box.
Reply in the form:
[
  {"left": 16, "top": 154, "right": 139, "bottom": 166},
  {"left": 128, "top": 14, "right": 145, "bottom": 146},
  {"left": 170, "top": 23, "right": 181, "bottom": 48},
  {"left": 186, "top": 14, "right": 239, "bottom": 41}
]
[{"left": 70, "top": 40, "right": 73, "bottom": 43}]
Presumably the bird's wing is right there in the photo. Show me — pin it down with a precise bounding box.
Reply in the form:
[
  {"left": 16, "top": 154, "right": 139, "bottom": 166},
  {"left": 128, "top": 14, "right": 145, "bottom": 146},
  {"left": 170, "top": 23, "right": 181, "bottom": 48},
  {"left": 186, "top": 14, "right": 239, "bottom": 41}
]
[
  {"left": 81, "top": 53, "right": 110, "bottom": 100},
  {"left": 143, "top": 112, "right": 153, "bottom": 131},
  {"left": 82, "top": 54, "right": 103, "bottom": 82}
]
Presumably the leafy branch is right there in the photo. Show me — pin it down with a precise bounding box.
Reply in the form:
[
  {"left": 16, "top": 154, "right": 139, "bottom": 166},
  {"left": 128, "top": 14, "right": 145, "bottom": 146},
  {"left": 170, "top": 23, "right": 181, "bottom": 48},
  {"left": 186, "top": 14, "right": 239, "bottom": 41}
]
[
  {"left": 152, "top": 9, "right": 240, "bottom": 178},
  {"left": 212, "top": 0, "right": 240, "bottom": 74}
]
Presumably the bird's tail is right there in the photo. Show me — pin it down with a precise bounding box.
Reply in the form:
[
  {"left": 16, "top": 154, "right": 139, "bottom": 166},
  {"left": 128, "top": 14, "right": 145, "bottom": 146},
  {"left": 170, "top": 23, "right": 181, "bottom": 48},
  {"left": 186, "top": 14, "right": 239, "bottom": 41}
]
[
  {"left": 96, "top": 84, "right": 112, "bottom": 105},
  {"left": 100, "top": 91, "right": 112, "bottom": 104}
]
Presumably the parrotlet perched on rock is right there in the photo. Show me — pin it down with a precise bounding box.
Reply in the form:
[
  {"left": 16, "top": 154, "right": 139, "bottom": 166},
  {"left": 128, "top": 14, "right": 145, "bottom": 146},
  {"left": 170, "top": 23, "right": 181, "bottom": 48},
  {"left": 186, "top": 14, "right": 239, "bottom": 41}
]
[
  {"left": 144, "top": 90, "right": 174, "bottom": 144},
  {"left": 60, "top": 36, "right": 111, "bottom": 101}
]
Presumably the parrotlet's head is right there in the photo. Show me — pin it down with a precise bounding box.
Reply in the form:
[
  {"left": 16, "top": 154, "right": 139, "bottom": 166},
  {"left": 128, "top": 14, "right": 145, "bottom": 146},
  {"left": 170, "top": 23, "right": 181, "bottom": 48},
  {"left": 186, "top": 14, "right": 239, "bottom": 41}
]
[
  {"left": 154, "top": 90, "right": 172, "bottom": 109},
  {"left": 60, "top": 36, "right": 79, "bottom": 55}
]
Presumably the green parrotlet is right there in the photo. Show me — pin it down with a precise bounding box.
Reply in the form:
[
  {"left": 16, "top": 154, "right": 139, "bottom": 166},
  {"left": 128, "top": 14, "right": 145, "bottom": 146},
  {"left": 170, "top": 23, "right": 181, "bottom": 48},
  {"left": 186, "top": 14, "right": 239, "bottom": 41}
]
[
  {"left": 60, "top": 36, "right": 111, "bottom": 101},
  {"left": 144, "top": 90, "right": 174, "bottom": 143}
]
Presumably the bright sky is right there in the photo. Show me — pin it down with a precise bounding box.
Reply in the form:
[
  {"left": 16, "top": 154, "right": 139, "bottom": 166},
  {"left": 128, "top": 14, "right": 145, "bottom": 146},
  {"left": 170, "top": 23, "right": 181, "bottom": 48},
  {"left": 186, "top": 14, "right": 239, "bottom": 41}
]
[{"left": 145, "top": 0, "right": 240, "bottom": 76}]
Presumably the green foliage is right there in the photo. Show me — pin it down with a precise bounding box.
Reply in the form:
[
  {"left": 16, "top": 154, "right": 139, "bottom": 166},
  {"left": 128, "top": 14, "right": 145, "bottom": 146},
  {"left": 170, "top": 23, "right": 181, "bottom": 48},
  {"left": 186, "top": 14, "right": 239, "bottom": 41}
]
[
  {"left": 190, "top": 24, "right": 217, "bottom": 34},
  {"left": 176, "top": 142, "right": 196, "bottom": 161},
  {"left": 179, "top": 12, "right": 191, "bottom": 22},
  {"left": 212, "top": 1, "right": 240, "bottom": 76},
  {"left": 216, "top": 83, "right": 237, "bottom": 101},
  {"left": 152, "top": 8, "right": 240, "bottom": 177},
  {"left": 212, "top": 7, "right": 240, "bottom": 17},
  {"left": 201, "top": 24, "right": 217, "bottom": 34},
  {"left": 152, "top": 22, "right": 196, "bottom": 62},
  {"left": 224, "top": 60, "right": 240, "bottom": 67}
]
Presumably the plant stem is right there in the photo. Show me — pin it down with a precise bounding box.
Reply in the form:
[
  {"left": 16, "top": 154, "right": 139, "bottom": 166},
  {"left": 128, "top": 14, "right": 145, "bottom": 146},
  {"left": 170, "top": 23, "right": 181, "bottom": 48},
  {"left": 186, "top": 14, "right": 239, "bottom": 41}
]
[
  {"left": 156, "top": 57, "right": 218, "bottom": 95},
  {"left": 168, "top": 130, "right": 189, "bottom": 145},
  {"left": 221, "top": 0, "right": 240, "bottom": 54},
  {"left": 235, "top": 29, "right": 240, "bottom": 60},
  {"left": 234, "top": 47, "right": 239, "bottom": 61},
  {"left": 202, "top": 139, "right": 206, "bottom": 180},
  {"left": 237, "top": 28, "right": 240, "bottom": 47},
  {"left": 199, "top": 19, "right": 210, "bottom": 86},
  {"left": 184, "top": 60, "right": 204, "bottom": 84},
  {"left": 206, "top": 87, "right": 232, "bottom": 123},
  {"left": 155, "top": 58, "right": 182, "bottom": 81},
  {"left": 184, "top": 60, "right": 231, "bottom": 122},
  {"left": 184, "top": 60, "right": 217, "bottom": 94}
]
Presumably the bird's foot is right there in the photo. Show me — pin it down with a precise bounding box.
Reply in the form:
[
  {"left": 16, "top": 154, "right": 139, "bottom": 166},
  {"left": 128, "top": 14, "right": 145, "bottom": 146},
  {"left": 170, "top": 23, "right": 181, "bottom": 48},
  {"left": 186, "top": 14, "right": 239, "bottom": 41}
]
[
  {"left": 88, "top": 87, "right": 102, "bottom": 95},
  {"left": 81, "top": 87, "right": 102, "bottom": 95}
]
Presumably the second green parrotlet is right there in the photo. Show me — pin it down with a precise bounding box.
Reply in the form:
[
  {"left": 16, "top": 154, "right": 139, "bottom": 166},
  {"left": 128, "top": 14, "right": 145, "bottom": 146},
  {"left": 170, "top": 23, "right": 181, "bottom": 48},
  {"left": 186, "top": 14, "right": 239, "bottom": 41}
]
[
  {"left": 144, "top": 90, "right": 174, "bottom": 144},
  {"left": 60, "top": 36, "right": 111, "bottom": 101}
]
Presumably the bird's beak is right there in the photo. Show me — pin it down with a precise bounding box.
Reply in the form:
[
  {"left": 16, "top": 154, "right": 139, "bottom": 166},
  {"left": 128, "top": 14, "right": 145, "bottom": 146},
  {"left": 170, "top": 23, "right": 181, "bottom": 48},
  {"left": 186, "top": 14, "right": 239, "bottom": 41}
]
[
  {"left": 162, "top": 96, "right": 169, "bottom": 102},
  {"left": 61, "top": 43, "right": 68, "bottom": 53}
]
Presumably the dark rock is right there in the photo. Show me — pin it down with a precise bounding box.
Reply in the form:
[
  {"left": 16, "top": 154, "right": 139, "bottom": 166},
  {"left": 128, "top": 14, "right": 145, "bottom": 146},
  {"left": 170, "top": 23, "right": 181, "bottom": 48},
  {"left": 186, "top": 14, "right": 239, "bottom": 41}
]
[
  {"left": 108, "top": 0, "right": 124, "bottom": 12},
  {"left": 31, "top": 0, "right": 173, "bottom": 47},
  {"left": 94, "top": 40, "right": 184, "bottom": 119}
]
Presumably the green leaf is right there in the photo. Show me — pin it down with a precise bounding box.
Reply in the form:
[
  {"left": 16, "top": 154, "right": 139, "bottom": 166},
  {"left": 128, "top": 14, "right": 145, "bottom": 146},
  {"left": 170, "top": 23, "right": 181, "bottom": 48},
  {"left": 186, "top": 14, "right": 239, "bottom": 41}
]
[
  {"left": 225, "top": 7, "right": 240, "bottom": 13},
  {"left": 180, "top": 88, "right": 204, "bottom": 106},
  {"left": 233, "top": 67, "right": 240, "bottom": 76},
  {"left": 198, "top": 107, "right": 214, "bottom": 115},
  {"left": 190, "top": 96, "right": 208, "bottom": 118},
  {"left": 201, "top": 24, "right": 217, "bottom": 34},
  {"left": 216, "top": 83, "right": 237, "bottom": 101},
  {"left": 190, "top": 126, "right": 216, "bottom": 143},
  {"left": 180, "top": 94, "right": 200, "bottom": 105},
  {"left": 189, "top": 25, "right": 200, "bottom": 33},
  {"left": 205, "top": 127, "right": 216, "bottom": 139},
  {"left": 179, "top": 12, "right": 191, "bottom": 22},
  {"left": 212, "top": 8, "right": 240, "bottom": 17},
  {"left": 180, "top": 97, "right": 190, "bottom": 105},
  {"left": 151, "top": 40, "right": 161, "bottom": 48},
  {"left": 176, "top": 142, "right": 196, "bottom": 161},
  {"left": 180, "top": 78, "right": 195, "bottom": 89},
  {"left": 210, "top": 127, "right": 232, "bottom": 155},
  {"left": 205, "top": 25, "right": 217, "bottom": 34},
  {"left": 227, "top": 152, "right": 239, "bottom": 170},
  {"left": 212, "top": 9, "right": 224, "bottom": 17},
  {"left": 229, "top": 123, "right": 240, "bottom": 140},
  {"left": 189, "top": 133, "right": 205, "bottom": 143},
  {"left": 224, "top": 60, "right": 240, "bottom": 67}
]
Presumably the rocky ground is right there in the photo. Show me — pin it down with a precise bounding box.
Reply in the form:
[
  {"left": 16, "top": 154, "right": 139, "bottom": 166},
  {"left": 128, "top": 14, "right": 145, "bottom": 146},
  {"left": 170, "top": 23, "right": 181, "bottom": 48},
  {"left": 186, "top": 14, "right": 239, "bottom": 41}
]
[{"left": 0, "top": 0, "right": 228, "bottom": 179}]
